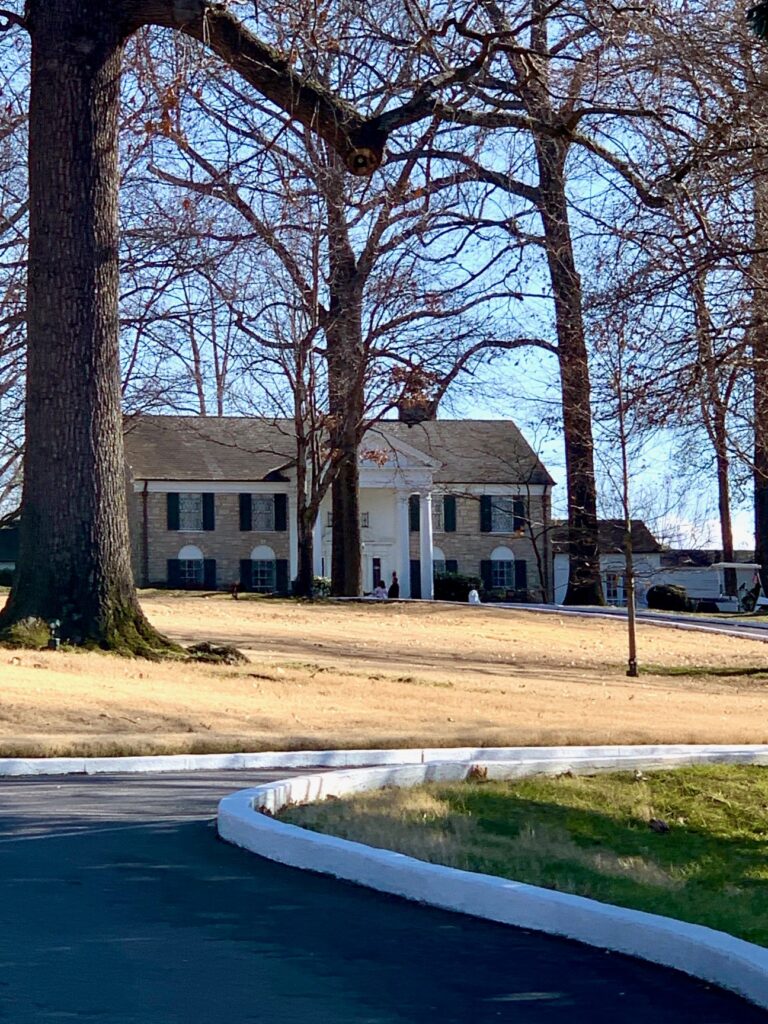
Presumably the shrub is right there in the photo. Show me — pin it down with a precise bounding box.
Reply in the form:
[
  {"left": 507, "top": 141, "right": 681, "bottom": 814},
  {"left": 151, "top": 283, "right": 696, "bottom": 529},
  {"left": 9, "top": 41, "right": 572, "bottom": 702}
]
[
  {"left": 434, "top": 572, "right": 481, "bottom": 602},
  {"left": 647, "top": 583, "right": 692, "bottom": 612}
]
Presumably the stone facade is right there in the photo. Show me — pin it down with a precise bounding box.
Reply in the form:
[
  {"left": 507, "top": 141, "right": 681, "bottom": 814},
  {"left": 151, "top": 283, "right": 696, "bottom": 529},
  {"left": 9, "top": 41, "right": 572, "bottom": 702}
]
[
  {"left": 409, "top": 492, "right": 550, "bottom": 600},
  {"left": 129, "top": 489, "right": 289, "bottom": 589},
  {"left": 124, "top": 416, "right": 555, "bottom": 598}
]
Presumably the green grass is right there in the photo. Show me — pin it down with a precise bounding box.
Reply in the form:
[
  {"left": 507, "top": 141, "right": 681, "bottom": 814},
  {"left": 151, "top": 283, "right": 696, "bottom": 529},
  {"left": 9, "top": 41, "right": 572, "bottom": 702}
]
[{"left": 281, "top": 765, "right": 768, "bottom": 945}]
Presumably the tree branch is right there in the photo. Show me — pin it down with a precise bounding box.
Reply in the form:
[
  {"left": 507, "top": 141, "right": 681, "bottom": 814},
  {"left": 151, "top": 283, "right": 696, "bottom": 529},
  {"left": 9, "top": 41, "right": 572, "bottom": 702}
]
[{"left": 126, "top": 1, "right": 387, "bottom": 174}]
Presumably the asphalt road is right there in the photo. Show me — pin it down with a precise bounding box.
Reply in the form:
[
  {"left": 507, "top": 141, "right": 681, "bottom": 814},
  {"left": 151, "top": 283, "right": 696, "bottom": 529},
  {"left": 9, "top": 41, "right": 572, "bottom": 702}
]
[
  {"left": 520, "top": 602, "right": 768, "bottom": 643},
  {"left": 0, "top": 771, "right": 763, "bottom": 1024}
]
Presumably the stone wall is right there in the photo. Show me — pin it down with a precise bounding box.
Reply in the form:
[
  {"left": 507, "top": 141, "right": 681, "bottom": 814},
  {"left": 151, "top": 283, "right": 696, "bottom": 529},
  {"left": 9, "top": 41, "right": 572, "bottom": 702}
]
[
  {"left": 409, "top": 492, "right": 550, "bottom": 599},
  {"left": 129, "top": 490, "right": 289, "bottom": 588}
]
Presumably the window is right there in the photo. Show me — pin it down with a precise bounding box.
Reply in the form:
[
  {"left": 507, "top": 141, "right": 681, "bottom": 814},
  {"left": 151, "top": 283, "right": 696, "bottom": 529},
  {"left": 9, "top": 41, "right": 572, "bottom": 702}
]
[
  {"left": 249, "top": 544, "right": 277, "bottom": 593},
  {"left": 605, "top": 572, "right": 625, "bottom": 605},
  {"left": 433, "top": 547, "right": 446, "bottom": 577},
  {"left": 492, "top": 560, "right": 515, "bottom": 588},
  {"left": 174, "top": 544, "right": 205, "bottom": 589},
  {"left": 179, "top": 493, "right": 203, "bottom": 531},
  {"left": 491, "top": 497, "right": 516, "bottom": 533},
  {"left": 432, "top": 501, "right": 444, "bottom": 533},
  {"left": 251, "top": 560, "right": 276, "bottom": 593},
  {"left": 179, "top": 559, "right": 204, "bottom": 586},
  {"left": 482, "top": 495, "right": 527, "bottom": 533},
  {"left": 252, "top": 496, "right": 275, "bottom": 531}
]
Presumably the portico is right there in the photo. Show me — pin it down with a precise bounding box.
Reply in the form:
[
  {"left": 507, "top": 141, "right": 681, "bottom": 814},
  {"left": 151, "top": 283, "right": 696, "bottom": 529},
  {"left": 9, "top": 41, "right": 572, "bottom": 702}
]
[
  {"left": 312, "top": 436, "right": 440, "bottom": 597},
  {"left": 125, "top": 415, "right": 554, "bottom": 601}
]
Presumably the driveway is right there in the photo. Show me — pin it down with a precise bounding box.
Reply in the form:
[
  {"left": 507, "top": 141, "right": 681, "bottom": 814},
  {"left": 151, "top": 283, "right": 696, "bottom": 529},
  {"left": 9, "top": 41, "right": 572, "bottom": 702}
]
[
  {"left": 0, "top": 770, "right": 762, "bottom": 1023},
  {"left": 522, "top": 602, "right": 768, "bottom": 642}
]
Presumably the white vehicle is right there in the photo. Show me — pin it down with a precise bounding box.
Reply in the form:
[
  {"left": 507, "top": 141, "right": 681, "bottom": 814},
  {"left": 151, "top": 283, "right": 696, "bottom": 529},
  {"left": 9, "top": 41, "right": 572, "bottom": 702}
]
[{"left": 649, "top": 562, "right": 768, "bottom": 613}]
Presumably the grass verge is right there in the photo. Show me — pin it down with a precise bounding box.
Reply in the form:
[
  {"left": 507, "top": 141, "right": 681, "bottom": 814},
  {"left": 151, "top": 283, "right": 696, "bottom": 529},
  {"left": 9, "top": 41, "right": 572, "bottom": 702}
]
[{"left": 281, "top": 765, "right": 768, "bottom": 946}]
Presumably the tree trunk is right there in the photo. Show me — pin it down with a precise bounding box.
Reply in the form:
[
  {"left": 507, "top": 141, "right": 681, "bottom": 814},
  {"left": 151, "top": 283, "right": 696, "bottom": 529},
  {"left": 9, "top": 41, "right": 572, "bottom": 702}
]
[
  {"left": 327, "top": 297, "right": 364, "bottom": 596},
  {"left": 293, "top": 416, "right": 315, "bottom": 598},
  {"left": 325, "top": 162, "right": 364, "bottom": 597},
  {"left": 713, "top": 409, "right": 737, "bottom": 595},
  {"left": 0, "top": 1, "right": 168, "bottom": 651},
  {"left": 754, "top": 170, "right": 768, "bottom": 593},
  {"left": 537, "top": 139, "right": 604, "bottom": 606}
]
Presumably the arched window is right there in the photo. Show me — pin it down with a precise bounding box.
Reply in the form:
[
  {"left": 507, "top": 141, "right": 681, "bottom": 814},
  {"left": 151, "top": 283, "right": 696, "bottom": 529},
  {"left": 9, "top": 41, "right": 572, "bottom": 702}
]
[
  {"left": 490, "top": 546, "right": 515, "bottom": 589},
  {"left": 250, "top": 544, "right": 276, "bottom": 593},
  {"left": 177, "top": 545, "right": 204, "bottom": 588},
  {"left": 432, "top": 546, "right": 446, "bottom": 576}
]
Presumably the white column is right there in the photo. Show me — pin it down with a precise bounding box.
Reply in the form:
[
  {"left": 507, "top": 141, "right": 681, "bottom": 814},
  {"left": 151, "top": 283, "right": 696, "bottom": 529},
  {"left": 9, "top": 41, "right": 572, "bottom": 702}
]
[
  {"left": 312, "top": 511, "right": 323, "bottom": 578},
  {"left": 288, "top": 491, "right": 299, "bottom": 584},
  {"left": 420, "top": 491, "right": 434, "bottom": 600},
  {"left": 396, "top": 492, "right": 411, "bottom": 598}
]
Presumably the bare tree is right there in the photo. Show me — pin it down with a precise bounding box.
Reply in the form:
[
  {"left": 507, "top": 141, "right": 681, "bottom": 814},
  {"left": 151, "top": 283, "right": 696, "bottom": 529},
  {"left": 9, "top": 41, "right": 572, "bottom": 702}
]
[{"left": 0, "top": 0, "right": 458, "bottom": 649}]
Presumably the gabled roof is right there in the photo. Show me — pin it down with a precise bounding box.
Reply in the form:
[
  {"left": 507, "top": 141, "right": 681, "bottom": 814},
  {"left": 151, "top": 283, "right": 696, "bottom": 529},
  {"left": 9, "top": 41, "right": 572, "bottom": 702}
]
[
  {"left": 124, "top": 415, "right": 554, "bottom": 487},
  {"left": 124, "top": 416, "right": 296, "bottom": 482},
  {"left": 366, "top": 420, "right": 554, "bottom": 486},
  {"left": 551, "top": 519, "right": 664, "bottom": 554}
]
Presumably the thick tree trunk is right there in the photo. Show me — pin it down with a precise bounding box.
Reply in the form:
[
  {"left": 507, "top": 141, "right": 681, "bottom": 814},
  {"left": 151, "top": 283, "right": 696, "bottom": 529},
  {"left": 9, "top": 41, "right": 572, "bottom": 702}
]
[
  {"left": 754, "top": 171, "right": 768, "bottom": 593},
  {"left": 327, "top": 300, "right": 364, "bottom": 596},
  {"left": 293, "top": 419, "right": 315, "bottom": 598},
  {"left": 537, "top": 139, "right": 604, "bottom": 606},
  {"left": 0, "top": 1, "right": 167, "bottom": 651},
  {"left": 325, "top": 164, "right": 364, "bottom": 597}
]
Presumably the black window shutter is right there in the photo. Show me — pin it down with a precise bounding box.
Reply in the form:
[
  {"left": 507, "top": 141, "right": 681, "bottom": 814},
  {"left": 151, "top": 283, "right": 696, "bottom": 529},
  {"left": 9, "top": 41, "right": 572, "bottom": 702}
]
[
  {"left": 443, "top": 495, "right": 457, "bottom": 532},
  {"left": 202, "top": 493, "right": 215, "bottom": 531},
  {"left": 239, "top": 493, "right": 252, "bottom": 532},
  {"left": 167, "top": 559, "right": 181, "bottom": 588},
  {"left": 480, "top": 559, "right": 493, "bottom": 590},
  {"left": 275, "top": 559, "right": 289, "bottom": 594},
  {"left": 513, "top": 498, "right": 527, "bottom": 532},
  {"left": 446, "top": 559, "right": 458, "bottom": 574},
  {"left": 167, "top": 493, "right": 180, "bottom": 531},
  {"left": 410, "top": 559, "right": 421, "bottom": 599},
  {"left": 274, "top": 493, "right": 287, "bottom": 531},
  {"left": 409, "top": 494, "right": 420, "bottom": 532},
  {"left": 203, "top": 559, "right": 217, "bottom": 589},
  {"left": 515, "top": 560, "right": 528, "bottom": 592},
  {"left": 480, "top": 495, "right": 492, "bottom": 533},
  {"left": 239, "top": 559, "right": 252, "bottom": 591}
]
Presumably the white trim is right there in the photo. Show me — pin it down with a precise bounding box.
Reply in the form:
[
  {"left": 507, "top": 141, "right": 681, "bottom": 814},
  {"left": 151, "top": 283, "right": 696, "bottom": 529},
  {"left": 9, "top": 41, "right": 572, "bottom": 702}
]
[
  {"left": 362, "top": 427, "right": 443, "bottom": 469},
  {"left": 133, "top": 481, "right": 291, "bottom": 494},
  {"left": 358, "top": 466, "right": 433, "bottom": 489},
  {"left": 2, "top": 743, "right": 768, "bottom": 778},
  {"left": 419, "top": 492, "right": 434, "bottom": 601},
  {"left": 218, "top": 748, "right": 768, "bottom": 1011},
  {"left": 448, "top": 483, "right": 549, "bottom": 496}
]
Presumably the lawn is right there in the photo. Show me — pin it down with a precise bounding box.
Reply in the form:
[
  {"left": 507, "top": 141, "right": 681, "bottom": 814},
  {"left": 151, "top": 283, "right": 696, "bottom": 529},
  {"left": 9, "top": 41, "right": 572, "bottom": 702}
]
[
  {"left": 1, "top": 591, "right": 768, "bottom": 756},
  {"left": 281, "top": 765, "right": 768, "bottom": 945}
]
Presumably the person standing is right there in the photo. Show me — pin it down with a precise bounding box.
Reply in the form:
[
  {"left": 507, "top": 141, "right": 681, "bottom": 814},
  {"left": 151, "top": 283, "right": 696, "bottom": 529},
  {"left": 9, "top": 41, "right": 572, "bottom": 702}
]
[{"left": 388, "top": 572, "right": 400, "bottom": 598}]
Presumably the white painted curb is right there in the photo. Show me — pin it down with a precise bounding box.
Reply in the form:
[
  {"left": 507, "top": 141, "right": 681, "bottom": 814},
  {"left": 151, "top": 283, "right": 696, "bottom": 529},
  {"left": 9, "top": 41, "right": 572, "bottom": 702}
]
[
  {"left": 217, "top": 751, "right": 768, "bottom": 1010},
  {"left": 2, "top": 742, "right": 768, "bottom": 776}
]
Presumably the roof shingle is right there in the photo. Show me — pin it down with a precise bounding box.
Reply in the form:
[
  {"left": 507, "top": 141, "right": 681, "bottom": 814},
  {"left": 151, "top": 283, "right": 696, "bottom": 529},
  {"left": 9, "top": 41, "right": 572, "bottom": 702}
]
[{"left": 124, "top": 415, "right": 553, "bottom": 486}]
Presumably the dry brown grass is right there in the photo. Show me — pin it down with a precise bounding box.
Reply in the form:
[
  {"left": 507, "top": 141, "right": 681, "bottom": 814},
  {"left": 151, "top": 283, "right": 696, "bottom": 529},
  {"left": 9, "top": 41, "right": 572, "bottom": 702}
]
[{"left": 1, "top": 592, "right": 768, "bottom": 757}]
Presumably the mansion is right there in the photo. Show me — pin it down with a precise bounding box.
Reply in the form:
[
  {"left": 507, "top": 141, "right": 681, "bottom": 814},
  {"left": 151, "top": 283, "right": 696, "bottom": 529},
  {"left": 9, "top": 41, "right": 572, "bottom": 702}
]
[{"left": 124, "top": 415, "right": 554, "bottom": 600}]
